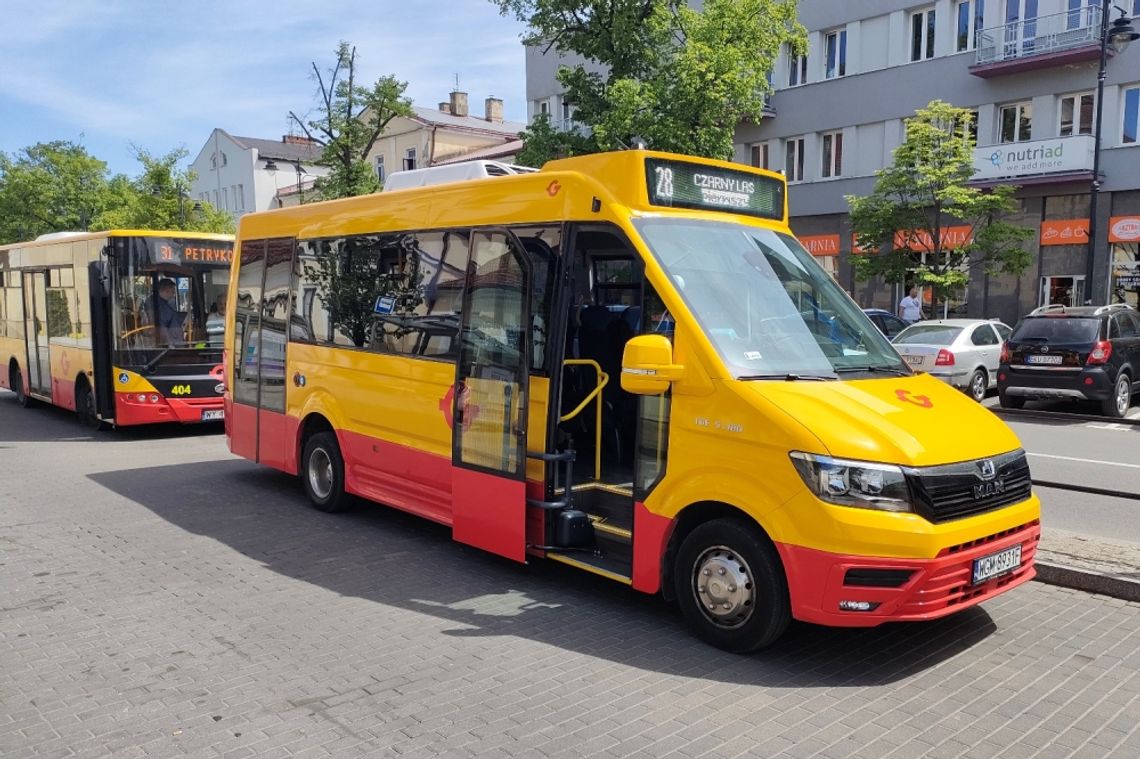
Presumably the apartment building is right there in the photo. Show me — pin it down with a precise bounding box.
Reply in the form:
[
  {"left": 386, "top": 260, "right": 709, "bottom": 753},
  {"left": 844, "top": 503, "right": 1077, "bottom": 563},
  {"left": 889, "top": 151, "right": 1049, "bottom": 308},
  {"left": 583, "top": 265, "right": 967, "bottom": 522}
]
[
  {"left": 523, "top": 0, "right": 1140, "bottom": 323},
  {"left": 733, "top": 0, "right": 1140, "bottom": 322}
]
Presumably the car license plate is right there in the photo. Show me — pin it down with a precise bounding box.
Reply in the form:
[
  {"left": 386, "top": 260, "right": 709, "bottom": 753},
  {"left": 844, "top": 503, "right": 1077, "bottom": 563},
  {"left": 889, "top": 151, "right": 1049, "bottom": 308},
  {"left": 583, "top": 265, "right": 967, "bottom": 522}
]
[
  {"left": 1026, "top": 354, "right": 1063, "bottom": 365},
  {"left": 904, "top": 355, "right": 924, "bottom": 365},
  {"left": 201, "top": 409, "right": 224, "bottom": 421},
  {"left": 971, "top": 544, "right": 1022, "bottom": 585}
]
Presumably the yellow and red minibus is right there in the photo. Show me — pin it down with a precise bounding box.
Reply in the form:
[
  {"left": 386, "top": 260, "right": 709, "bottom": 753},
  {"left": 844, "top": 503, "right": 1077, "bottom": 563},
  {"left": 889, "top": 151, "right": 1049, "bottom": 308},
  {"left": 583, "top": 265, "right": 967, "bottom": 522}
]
[
  {"left": 224, "top": 151, "right": 1039, "bottom": 652},
  {"left": 0, "top": 230, "right": 234, "bottom": 427}
]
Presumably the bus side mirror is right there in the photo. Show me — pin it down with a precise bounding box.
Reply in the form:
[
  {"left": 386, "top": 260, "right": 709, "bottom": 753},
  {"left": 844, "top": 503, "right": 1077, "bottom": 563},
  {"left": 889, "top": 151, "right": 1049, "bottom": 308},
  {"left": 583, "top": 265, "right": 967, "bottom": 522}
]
[{"left": 621, "top": 334, "right": 683, "bottom": 395}]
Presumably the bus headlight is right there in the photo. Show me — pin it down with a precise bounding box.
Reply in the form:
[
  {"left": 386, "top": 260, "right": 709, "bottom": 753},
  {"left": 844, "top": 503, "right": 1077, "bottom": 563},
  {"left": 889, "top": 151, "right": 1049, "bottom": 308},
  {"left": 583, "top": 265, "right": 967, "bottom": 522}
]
[{"left": 789, "top": 452, "right": 912, "bottom": 513}]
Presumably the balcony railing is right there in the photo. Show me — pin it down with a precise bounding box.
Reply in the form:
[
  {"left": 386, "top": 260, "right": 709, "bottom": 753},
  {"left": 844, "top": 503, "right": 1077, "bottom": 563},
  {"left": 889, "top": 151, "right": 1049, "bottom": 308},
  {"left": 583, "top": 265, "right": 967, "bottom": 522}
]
[{"left": 975, "top": 6, "right": 1102, "bottom": 65}]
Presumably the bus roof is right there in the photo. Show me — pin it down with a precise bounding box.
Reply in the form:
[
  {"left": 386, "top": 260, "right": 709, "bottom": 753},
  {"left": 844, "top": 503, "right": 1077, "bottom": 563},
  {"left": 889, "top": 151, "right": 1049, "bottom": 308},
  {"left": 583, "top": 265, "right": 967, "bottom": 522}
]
[
  {"left": 236, "top": 150, "right": 788, "bottom": 241},
  {"left": 0, "top": 229, "right": 234, "bottom": 253}
]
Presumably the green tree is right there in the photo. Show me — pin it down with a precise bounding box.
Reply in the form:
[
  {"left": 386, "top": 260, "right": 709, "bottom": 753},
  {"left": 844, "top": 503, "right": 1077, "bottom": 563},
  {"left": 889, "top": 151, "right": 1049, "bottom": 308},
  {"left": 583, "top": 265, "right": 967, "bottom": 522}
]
[
  {"left": 0, "top": 141, "right": 116, "bottom": 244},
  {"left": 91, "top": 148, "right": 234, "bottom": 234},
  {"left": 289, "top": 42, "right": 414, "bottom": 200},
  {"left": 494, "top": 0, "right": 805, "bottom": 164},
  {"left": 846, "top": 100, "right": 1034, "bottom": 316}
]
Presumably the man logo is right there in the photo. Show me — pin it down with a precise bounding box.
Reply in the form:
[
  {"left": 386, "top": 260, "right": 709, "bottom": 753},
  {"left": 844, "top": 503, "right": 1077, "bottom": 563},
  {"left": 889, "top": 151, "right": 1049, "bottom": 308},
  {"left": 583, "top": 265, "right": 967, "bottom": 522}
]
[{"left": 979, "top": 459, "right": 997, "bottom": 480}]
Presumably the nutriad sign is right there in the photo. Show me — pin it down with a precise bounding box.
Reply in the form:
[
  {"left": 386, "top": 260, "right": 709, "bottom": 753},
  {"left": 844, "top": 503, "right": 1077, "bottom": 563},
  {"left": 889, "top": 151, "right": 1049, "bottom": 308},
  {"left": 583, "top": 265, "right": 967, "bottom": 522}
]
[
  {"left": 799, "top": 234, "right": 840, "bottom": 256},
  {"left": 1109, "top": 216, "right": 1140, "bottom": 243},
  {"left": 972, "top": 135, "right": 1094, "bottom": 181}
]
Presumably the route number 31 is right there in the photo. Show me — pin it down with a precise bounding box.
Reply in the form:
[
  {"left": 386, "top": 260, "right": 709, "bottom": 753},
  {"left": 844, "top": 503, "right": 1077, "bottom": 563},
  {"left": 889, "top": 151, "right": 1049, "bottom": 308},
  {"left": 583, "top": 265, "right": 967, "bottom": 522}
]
[{"left": 654, "top": 166, "right": 674, "bottom": 199}]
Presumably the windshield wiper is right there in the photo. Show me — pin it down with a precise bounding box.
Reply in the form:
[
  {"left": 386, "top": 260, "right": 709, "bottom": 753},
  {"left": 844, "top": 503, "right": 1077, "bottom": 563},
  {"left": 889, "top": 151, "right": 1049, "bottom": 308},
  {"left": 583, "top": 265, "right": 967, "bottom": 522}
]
[
  {"left": 835, "top": 365, "right": 911, "bottom": 376},
  {"left": 737, "top": 373, "right": 838, "bottom": 381},
  {"left": 143, "top": 347, "right": 174, "bottom": 374}
]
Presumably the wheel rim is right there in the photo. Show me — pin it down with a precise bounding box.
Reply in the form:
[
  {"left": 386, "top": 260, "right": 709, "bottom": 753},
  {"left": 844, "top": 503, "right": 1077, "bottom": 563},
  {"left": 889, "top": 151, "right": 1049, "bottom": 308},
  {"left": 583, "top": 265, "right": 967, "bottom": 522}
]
[
  {"left": 308, "top": 447, "right": 334, "bottom": 500},
  {"left": 971, "top": 373, "right": 985, "bottom": 401},
  {"left": 1117, "top": 378, "right": 1130, "bottom": 415},
  {"left": 692, "top": 545, "right": 756, "bottom": 629}
]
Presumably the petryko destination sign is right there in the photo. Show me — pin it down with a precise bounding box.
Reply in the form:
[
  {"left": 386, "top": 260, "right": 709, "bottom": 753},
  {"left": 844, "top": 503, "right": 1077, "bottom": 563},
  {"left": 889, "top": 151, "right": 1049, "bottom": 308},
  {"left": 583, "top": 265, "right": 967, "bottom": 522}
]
[{"left": 972, "top": 135, "right": 1094, "bottom": 181}]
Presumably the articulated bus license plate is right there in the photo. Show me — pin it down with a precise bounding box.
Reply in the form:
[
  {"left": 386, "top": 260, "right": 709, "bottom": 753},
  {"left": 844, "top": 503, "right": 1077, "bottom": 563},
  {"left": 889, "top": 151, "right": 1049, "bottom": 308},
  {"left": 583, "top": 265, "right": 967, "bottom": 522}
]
[
  {"left": 972, "top": 544, "right": 1022, "bottom": 585},
  {"left": 201, "top": 409, "right": 225, "bottom": 421}
]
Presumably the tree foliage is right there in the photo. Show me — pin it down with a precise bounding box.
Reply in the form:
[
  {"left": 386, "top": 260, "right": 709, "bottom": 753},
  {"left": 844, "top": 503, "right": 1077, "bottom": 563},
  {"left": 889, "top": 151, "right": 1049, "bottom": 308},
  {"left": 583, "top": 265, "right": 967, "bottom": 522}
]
[
  {"left": 0, "top": 141, "right": 116, "bottom": 244},
  {"left": 289, "top": 42, "right": 414, "bottom": 200},
  {"left": 91, "top": 147, "right": 234, "bottom": 234},
  {"left": 846, "top": 100, "right": 1034, "bottom": 313},
  {"left": 495, "top": 0, "right": 805, "bottom": 165}
]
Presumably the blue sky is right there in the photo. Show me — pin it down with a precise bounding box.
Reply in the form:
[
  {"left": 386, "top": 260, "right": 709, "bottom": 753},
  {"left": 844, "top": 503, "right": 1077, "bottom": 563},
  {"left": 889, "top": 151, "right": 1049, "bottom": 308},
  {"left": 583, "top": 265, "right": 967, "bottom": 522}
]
[{"left": 0, "top": 0, "right": 530, "bottom": 176}]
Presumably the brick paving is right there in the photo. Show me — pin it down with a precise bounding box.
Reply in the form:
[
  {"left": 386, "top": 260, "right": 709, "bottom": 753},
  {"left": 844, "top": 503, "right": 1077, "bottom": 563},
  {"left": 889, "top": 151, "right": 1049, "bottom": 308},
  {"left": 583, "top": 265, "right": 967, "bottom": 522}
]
[{"left": 3, "top": 395, "right": 1140, "bottom": 758}]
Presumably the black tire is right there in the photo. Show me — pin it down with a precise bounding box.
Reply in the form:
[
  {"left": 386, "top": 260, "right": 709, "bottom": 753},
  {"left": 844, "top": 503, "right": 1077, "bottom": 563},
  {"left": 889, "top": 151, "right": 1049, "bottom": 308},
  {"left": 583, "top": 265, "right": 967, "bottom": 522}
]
[
  {"left": 301, "top": 431, "right": 352, "bottom": 513},
  {"left": 673, "top": 518, "right": 791, "bottom": 653},
  {"left": 1102, "top": 373, "right": 1132, "bottom": 419},
  {"left": 76, "top": 381, "right": 102, "bottom": 430},
  {"left": 998, "top": 391, "right": 1025, "bottom": 410},
  {"left": 11, "top": 367, "right": 31, "bottom": 408},
  {"left": 967, "top": 368, "right": 987, "bottom": 403}
]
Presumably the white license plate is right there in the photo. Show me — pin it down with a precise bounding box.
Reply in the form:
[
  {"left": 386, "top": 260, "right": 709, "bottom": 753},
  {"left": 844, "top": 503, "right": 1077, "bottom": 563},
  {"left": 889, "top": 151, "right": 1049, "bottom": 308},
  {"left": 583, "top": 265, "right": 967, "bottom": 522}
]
[
  {"left": 904, "top": 355, "right": 924, "bottom": 365},
  {"left": 201, "top": 409, "right": 225, "bottom": 421},
  {"left": 1026, "top": 354, "right": 1063, "bottom": 365},
  {"left": 972, "top": 544, "right": 1022, "bottom": 585}
]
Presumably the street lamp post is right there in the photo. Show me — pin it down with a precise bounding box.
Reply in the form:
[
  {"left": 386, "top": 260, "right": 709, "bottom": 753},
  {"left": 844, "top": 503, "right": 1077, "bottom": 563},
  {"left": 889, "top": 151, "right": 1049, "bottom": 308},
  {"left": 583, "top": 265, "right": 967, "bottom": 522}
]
[{"left": 1087, "top": 2, "right": 1138, "bottom": 304}]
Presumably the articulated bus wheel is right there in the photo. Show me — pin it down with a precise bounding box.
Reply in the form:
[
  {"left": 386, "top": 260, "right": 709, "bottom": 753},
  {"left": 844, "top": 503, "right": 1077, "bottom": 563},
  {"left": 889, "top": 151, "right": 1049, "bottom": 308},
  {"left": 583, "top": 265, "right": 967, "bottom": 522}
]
[
  {"left": 301, "top": 431, "right": 352, "bottom": 513},
  {"left": 76, "top": 383, "right": 102, "bottom": 430},
  {"left": 674, "top": 518, "right": 791, "bottom": 653},
  {"left": 11, "top": 368, "right": 31, "bottom": 408}
]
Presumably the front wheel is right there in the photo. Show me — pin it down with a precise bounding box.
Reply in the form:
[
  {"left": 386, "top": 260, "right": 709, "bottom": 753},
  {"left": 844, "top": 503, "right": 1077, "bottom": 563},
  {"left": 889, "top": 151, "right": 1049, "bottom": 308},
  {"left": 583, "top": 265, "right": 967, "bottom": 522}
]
[
  {"left": 11, "top": 368, "right": 31, "bottom": 408},
  {"left": 967, "top": 369, "right": 987, "bottom": 403},
  {"left": 674, "top": 518, "right": 790, "bottom": 653},
  {"left": 1103, "top": 374, "right": 1132, "bottom": 418},
  {"left": 301, "top": 431, "right": 352, "bottom": 513},
  {"left": 76, "top": 382, "right": 102, "bottom": 429}
]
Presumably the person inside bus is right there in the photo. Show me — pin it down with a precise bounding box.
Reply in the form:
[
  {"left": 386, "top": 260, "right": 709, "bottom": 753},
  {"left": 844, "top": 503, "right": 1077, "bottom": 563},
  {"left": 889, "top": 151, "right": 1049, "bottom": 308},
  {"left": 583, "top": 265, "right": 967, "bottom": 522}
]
[
  {"left": 147, "top": 278, "right": 186, "bottom": 346},
  {"left": 206, "top": 293, "right": 227, "bottom": 345}
]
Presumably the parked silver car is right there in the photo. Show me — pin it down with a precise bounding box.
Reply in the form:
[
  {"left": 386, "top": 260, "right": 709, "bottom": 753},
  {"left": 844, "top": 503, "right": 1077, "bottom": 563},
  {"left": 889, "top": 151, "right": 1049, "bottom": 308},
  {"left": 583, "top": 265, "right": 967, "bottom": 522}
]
[{"left": 892, "top": 319, "right": 1014, "bottom": 402}]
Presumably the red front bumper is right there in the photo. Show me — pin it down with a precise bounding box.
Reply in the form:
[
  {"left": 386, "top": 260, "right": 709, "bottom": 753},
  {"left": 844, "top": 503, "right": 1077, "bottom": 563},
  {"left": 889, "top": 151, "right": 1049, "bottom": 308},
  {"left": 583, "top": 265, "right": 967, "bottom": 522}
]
[
  {"left": 777, "top": 520, "right": 1040, "bottom": 627},
  {"left": 114, "top": 392, "right": 224, "bottom": 426}
]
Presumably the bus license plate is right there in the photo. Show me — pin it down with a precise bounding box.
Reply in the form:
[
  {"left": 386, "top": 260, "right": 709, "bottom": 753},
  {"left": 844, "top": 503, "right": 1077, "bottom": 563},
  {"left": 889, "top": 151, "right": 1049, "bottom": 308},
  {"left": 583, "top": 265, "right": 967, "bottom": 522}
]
[
  {"left": 1026, "top": 354, "right": 1063, "bottom": 365},
  {"left": 201, "top": 409, "right": 225, "bottom": 421},
  {"left": 972, "top": 545, "right": 1022, "bottom": 585}
]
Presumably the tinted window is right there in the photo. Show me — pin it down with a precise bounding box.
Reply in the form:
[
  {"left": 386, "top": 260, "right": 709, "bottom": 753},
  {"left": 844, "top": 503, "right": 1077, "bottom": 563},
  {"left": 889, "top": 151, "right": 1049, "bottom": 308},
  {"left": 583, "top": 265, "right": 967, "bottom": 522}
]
[
  {"left": 1012, "top": 317, "right": 1100, "bottom": 343},
  {"left": 994, "top": 323, "right": 1012, "bottom": 340},
  {"left": 1115, "top": 312, "right": 1140, "bottom": 339},
  {"left": 1125, "top": 312, "right": 1140, "bottom": 337},
  {"left": 895, "top": 325, "right": 963, "bottom": 345},
  {"left": 970, "top": 324, "right": 999, "bottom": 346}
]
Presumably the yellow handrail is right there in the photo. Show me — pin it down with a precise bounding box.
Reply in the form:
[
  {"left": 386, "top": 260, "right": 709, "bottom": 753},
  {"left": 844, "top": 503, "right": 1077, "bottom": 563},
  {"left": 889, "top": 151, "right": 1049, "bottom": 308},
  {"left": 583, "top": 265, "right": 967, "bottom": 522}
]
[{"left": 560, "top": 359, "right": 609, "bottom": 481}]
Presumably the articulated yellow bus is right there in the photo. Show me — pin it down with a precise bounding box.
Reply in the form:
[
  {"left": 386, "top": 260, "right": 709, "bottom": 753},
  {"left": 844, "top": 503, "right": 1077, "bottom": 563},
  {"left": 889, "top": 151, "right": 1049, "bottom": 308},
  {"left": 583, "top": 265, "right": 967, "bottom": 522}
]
[
  {"left": 0, "top": 230, "right": 234, "bottom": 426},
  {"left": 225, "top": 151, "right": 1039, "bottom": 652}
]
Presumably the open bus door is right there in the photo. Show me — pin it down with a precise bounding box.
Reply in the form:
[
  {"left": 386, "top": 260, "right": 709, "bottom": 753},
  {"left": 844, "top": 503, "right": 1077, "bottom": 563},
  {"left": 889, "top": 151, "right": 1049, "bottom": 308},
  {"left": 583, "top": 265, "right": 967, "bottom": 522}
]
[{"left": 450, "top": 230, "right": 531, "bottom": 562}]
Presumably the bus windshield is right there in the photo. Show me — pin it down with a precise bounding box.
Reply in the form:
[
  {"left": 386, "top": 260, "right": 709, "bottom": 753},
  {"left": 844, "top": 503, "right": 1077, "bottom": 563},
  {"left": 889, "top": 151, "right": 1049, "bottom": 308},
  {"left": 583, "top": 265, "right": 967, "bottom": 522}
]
[
  {"left": 634, "top": 218, "right": 907, "bottom": 379},
  {"left": 111, "top": 236, "right": 234, "bottom": 367}
]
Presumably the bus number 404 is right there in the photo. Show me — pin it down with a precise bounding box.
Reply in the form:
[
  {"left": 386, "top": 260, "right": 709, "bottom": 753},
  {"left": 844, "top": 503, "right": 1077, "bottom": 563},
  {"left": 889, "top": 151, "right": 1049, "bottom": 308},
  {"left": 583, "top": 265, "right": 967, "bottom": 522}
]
[{"left": 170, "top": 384, "right": 192, "bottom": 396}]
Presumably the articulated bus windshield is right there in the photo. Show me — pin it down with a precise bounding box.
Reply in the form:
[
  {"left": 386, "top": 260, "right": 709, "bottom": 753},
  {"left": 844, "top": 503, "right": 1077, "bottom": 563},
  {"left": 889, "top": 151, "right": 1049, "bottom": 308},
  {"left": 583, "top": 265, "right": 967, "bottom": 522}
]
[
  {"left": 110, "top": 236, "right": 233, "bottom": 368},
  {"left": 635, "top": 219, "right": 907, "bottom": 379}
]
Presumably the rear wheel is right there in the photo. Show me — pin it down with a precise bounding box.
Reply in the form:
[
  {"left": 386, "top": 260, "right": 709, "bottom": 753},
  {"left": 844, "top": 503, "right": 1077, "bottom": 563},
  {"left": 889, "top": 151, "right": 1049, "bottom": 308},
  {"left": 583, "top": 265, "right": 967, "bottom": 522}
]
[
  {"left": 11, "top": 367, "right": 31, "bottom": 408},
  {"left": 76, "top": 381, "right": 102, "bottom": 429},
  {"left": 674, "top": 518, "right": 790, "bottom": 653},
  {"left": 998, "top": 391, "right": 1025, "bottom": 410},
  {"left": 1103, "top": 373, "right": 1132, "bottom": 418},
  {"left": 967, "top": 369, "right": 987, "bottom": 403},
  {"left": 301, "top": 431, "right": 352, "bottom": 513}
]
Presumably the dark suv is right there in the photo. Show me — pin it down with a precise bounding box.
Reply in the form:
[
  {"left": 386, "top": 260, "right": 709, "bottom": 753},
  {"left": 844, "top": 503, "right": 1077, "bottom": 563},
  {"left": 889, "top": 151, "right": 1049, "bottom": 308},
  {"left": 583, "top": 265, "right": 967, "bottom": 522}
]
[{"left": 998, "top": 304, "right": 1140, "bottom": 417}]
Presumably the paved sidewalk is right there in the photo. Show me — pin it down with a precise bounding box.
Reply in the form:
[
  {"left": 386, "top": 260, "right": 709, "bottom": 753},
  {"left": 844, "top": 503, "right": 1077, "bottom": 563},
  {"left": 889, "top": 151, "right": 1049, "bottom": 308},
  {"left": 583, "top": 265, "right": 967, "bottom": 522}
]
[{"left": 1037, "top": 529, "right": 1140, "bottom": 603}]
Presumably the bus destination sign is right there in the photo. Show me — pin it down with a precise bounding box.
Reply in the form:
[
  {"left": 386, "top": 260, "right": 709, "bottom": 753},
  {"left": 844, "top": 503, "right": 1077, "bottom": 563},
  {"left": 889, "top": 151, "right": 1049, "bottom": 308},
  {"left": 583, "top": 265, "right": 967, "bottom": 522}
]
[{"left": 644, "top": 158, "right": 783, "bottom": 220}]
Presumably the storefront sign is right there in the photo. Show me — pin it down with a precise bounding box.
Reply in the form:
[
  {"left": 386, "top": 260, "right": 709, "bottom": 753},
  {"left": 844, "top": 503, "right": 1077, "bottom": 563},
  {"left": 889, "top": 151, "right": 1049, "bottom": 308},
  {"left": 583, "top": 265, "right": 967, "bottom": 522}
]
[
  {"left": 851, "top": 233, "right": 874, "bottom": 254},
  {"left": 1040, "top": 219, "right": 1089, "bottom": 246},
  {"left": 894, "top": 225, "right": 974, "bottom": 251},
  {"left": 799, "top": 234, "right": 840, "bottom": 256},
  {"left": 1109, "top": 216, "right": 1140, "bottom": 243},
  {"left": 972, "top": 135, "right": 1094, "bottom": 181}
]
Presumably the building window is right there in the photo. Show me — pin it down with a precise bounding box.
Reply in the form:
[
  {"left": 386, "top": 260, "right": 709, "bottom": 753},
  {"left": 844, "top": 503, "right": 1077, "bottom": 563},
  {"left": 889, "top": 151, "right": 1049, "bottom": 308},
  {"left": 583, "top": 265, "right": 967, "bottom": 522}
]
[
  {"left": 1124, "top": 86, "right": 1139, "bottom": 144},
  {"left": 825, "top": 29, "right": 847, "bottom": 79},
  {"left": 788, "top": 48, "right": 808, "bottom": 86},
  {"left": 1059, "top": 92, "right": 1094, "bottom": 136},
  {"left": 1066, "top": 0, "right": 1096, "bottom": 30},
  {"left": 561, "top": 99, "right": 571, "bottom": 121},
  {"left": 237, "top": 184, "right": 245, "bottom": 210},
  {"left": 821, "top": 132, "right": 843, "bottom": 178},
  {"left": 785, "top": 137, "right": 805, "bottom": 182},
  {"left": 1000, "top": 101, "right": 1032, "bottom": 143},
  {"left": 222, "top": 187, "right": 228, "bottom": 210},
  {"left": 404, "top": 148, "right": 416, "bottom": 171},
  {"left": 910, "top": 7, "right": 937, "bottom": 62},
  {"left": 956, "top": 0, "right": 984, "bottom": 51},
  {"left": 375, "top": 154, "right": 385, "bottom": 182},
  {"left": 750, "top": 143, "right": 769, "bottom": 169}
]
